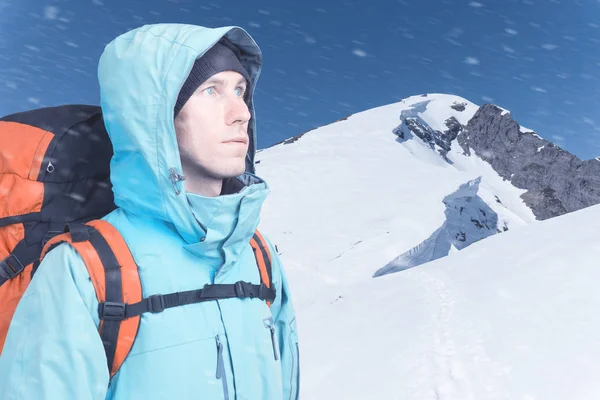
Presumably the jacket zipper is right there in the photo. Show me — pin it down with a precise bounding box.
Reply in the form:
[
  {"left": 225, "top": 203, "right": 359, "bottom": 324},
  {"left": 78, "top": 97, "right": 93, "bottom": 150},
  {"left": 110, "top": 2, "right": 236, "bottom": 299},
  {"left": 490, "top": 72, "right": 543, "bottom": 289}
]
[
  {"left": 263, "top": 317, "right": 279, "bottom": 361},
  {"left": 215, "top": 335, "right": 230, "bottom": 400}
]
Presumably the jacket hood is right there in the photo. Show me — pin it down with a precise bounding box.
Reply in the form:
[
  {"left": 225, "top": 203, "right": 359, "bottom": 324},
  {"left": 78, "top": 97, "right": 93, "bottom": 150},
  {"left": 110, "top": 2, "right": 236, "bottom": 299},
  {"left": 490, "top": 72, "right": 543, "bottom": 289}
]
[{"left": 97, "top": 24, "right": 263, "bottom": 243}]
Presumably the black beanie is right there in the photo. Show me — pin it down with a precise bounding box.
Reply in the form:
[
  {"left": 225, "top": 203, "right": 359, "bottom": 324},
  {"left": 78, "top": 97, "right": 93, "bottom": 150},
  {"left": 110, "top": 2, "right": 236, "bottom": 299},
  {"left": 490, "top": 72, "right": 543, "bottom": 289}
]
[{"left": 174, "top": 40, "right": 250, "bottom": 117}]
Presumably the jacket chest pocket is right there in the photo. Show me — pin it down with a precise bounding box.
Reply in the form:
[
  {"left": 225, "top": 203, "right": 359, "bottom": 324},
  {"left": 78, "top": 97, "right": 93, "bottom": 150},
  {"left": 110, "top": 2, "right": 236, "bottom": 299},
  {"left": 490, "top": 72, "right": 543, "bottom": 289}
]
[{"left": 263, "top": 316, "right": 279, "bottom": 361}]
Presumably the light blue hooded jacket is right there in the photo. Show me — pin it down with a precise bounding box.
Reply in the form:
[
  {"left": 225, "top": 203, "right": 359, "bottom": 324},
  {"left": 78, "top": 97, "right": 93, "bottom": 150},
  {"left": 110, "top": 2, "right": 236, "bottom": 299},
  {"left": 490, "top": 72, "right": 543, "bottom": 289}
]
[{"left": 0, "top": 24, "right": 300, "bottom": 400}]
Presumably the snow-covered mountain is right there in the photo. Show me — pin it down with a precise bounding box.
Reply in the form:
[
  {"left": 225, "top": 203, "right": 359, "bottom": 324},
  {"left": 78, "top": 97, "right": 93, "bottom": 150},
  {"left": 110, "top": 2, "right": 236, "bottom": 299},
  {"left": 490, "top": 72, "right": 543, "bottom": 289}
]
[
  {"left": 255, "top": 94, "right": 600, "bottom": 397},
  {"left": 256, "top": 94, "right": 599, "bottom": 288},
  {"left": 256, "top": 95, "right": 526, "bottom": 294}
]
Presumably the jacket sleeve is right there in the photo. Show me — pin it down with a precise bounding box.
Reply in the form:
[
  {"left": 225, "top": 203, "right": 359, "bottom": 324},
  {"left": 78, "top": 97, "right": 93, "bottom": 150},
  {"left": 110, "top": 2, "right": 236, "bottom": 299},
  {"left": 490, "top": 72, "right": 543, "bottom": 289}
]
[
  {"left": 267, "top": 239, "right": 300, "bottom": 400},
  {"left": 0, "top": 243, "right": 109, "bottom": 400}
]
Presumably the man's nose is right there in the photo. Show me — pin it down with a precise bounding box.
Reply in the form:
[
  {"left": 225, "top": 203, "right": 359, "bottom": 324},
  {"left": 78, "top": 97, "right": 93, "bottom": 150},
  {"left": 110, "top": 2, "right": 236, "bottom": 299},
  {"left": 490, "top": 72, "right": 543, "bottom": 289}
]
[{"left": 226, "top": 97, "right": 251, "bottom": 125}]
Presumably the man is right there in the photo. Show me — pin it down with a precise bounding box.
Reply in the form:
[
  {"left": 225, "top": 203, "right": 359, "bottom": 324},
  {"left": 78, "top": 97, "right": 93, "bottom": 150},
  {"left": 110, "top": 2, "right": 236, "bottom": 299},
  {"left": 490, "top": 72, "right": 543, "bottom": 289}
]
[{"left": 0, "top": 24, "right": 300, "bottom": 399}]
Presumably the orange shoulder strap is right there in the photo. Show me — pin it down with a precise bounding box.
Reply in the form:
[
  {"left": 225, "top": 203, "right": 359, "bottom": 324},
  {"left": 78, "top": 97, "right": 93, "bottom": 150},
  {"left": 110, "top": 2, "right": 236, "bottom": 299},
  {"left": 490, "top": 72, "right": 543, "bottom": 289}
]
[
  {"left": 41, "top": 220, "right": 141, "bottom": 379},
  {"left": 250, "top": 230, "right": 273, "bottom": 307}
]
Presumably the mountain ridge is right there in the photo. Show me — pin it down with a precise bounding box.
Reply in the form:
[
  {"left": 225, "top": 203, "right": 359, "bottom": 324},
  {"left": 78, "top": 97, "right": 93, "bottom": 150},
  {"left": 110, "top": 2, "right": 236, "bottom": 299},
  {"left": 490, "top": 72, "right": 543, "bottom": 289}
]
[{"left": 257, "top": 93, "right": 599, "bottom": 288}]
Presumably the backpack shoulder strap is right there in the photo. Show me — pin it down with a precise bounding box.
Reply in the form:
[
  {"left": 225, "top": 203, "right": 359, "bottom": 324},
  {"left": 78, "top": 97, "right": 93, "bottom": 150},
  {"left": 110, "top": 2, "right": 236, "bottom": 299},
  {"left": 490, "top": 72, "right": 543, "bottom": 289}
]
[
  {"left": 250, "top": 230, "right": 273, "bottom": 307},
  {"left": 41, "top": 220, "right": 142, "bottom": 379},
  {"left": 38, "top": 225, "right": 276, "bottom": 377}
]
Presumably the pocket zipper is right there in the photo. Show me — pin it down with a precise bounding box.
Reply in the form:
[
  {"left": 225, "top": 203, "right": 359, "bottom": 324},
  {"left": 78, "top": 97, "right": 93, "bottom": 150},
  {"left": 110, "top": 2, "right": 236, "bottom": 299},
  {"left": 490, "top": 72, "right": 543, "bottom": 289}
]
[
  {"left": 263, "top": 317, "right": 279, "bottom": 361},
  {"left": 215, "top": 335, "right": 230, "bottom": 400}
]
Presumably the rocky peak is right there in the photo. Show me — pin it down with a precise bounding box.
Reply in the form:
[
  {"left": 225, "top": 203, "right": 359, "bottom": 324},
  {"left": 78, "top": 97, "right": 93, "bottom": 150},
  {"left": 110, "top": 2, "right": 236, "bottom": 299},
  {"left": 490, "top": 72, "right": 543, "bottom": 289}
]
[{"left": 457, "top": 104, "right": 600, "bottom": 220}]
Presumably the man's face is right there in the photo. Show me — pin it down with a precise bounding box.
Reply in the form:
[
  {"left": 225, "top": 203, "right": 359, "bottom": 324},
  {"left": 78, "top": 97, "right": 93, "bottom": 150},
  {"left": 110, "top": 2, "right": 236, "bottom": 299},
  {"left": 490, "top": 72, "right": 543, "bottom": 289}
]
[{"left": 174, "top": 70, "right": 251, "bottom": 181}]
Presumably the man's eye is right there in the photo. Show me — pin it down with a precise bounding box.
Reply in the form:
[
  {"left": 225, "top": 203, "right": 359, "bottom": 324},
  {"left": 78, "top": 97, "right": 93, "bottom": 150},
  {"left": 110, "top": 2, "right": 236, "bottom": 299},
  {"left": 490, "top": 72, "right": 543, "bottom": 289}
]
[
  {"left": 235, "top": 87, "right": 245, "bottom": 97},
  {"left": 205, "top": 87, "right": 216, "bottom": 95}
]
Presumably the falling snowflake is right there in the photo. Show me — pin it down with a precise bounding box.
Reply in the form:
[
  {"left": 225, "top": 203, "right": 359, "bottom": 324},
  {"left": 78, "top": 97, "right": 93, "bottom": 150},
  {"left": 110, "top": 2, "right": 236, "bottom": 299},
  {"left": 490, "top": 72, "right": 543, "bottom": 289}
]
[
  {"left": 505, "top": 28, "right": 518, "bottom": 35},
  {"left": 464, "top": 56, "right": 480, "bottom": 65},
  {"left": 583, "top": 117, "right": 595, "bottom": 125},
  {"left": 502, "top": 45, "right": 515, "bottom": 53},
  {"left": 43, "top": 5, "right": 58, "bottom": 20},
  {"left": 353, "top": 49, "right": 367, "bottom": 57},
  {"left": 541, "top": 44, "right": 558, "bottom": 50}
]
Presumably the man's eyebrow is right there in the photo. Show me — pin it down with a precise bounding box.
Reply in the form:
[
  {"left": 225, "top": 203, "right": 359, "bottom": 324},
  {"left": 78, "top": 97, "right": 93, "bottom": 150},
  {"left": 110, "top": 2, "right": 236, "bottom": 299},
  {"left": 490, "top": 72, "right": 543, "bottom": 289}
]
[
  {"left": 201, "top": 77, "right": 247, "bottom": 86},
  {"left": 201, "top": 77, "right": 225, "bottom": 86}
]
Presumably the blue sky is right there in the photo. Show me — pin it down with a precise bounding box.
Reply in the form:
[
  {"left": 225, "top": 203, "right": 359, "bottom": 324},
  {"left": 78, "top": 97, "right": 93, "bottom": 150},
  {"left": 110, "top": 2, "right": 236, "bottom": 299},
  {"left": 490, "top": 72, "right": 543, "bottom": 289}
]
[{"left": 1, "top": 0, "right": 599, "bottom": 159}]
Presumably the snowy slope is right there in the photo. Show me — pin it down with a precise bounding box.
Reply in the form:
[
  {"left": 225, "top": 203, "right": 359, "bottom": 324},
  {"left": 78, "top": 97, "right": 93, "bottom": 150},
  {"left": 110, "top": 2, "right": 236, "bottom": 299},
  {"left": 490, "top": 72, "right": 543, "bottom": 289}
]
[
  {"left": 297, "top": 202, "right": 600, "bottom": 399},
  {"left": 373, "top": 176, "right": 505, "bottom": 277},
  {"left": 256, "top": 93, "right": 536, "bottom": 305}
]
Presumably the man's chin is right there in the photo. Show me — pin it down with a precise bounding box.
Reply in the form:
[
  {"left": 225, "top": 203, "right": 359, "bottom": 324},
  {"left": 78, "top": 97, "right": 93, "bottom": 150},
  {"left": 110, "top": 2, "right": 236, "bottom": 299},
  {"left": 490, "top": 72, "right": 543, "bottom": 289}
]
[{"left": 213, "top": 162, "right": 246, "bottom": 179}]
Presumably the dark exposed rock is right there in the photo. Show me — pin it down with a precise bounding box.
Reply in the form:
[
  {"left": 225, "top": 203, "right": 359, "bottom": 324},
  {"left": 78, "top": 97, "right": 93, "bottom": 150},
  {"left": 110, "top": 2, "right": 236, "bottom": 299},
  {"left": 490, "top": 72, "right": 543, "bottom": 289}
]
[
  {"left": 444, "top": 116, "right": 463, "bottom": 143},
  {"left": 450, "top": 102, "right": 467, "bottom": 112},
  {"left": 457, "top": 104, "right": 600, "bottom": 220},
  {"left": 397, "top": 115, "right": 464, "bottom": 161}
]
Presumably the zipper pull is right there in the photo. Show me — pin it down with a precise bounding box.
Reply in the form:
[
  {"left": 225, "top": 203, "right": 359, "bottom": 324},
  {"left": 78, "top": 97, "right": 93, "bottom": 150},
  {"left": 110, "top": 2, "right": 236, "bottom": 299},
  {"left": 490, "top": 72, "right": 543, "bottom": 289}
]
[
  {"left": 270, "top": 325, "right": 279, "bottom": 361},
  {"left": 169, "top": 168, "right": 186, "bottom": 195},
  {"left": 215, "top": 335, "right": 224, "bottom": 379}
]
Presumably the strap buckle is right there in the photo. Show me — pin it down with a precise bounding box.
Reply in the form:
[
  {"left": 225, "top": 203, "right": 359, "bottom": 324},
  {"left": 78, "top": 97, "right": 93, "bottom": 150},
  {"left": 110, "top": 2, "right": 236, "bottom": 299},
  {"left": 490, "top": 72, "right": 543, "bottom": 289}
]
[
  {"left": 0, "top": 254, "right": 25, "bottom": 279},
  {"left": 146, "top": 295, "right": 165, "bottom": 313},
  {"left": 234, "top": 281, "right": 254, "bottom": 299},
  {"left": 98, "top": 301, "right": 126, "bottom": 321},
  {"left": 0, "top": 254, "right": 26, "bottom": 285},
  {"left": 258, "top": 283, "right": 276, "bottom": 302}
]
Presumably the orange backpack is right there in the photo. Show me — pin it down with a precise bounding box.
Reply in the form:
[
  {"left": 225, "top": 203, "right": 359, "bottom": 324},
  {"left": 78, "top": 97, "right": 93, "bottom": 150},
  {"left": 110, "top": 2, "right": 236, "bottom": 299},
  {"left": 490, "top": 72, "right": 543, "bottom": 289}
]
[{"left": 0, "top": 105, "right": 275, "bottom": 379}]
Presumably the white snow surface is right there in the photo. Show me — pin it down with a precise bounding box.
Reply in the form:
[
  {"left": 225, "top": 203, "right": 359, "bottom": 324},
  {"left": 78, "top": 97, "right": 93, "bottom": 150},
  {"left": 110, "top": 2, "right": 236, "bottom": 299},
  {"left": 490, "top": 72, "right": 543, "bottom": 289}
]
[
  {"left": 520, "top": 126, "right": 535, "bottom": 134},
  {"left": 298, "top": 203, "right": 600, "bottom": 399},
  {"left": 254, "top": 93, "right": 598, "bottom": 398}
]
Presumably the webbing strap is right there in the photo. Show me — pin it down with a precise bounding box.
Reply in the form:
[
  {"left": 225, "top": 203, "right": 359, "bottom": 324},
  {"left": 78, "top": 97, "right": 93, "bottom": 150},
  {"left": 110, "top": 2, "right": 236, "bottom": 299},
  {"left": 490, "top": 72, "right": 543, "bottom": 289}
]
[
  {"left": 77, "top": 224, "right": 123, "bottom": 376},
  {"left": 0, "top": 239, "right": 40, "bottom": 285},
  {"left": 82, "top": 220, "right": 142, "bottom": 379},
  {"left": 98, "top": 281, "right": 276, "bottom": 320},
  {"left": 66, "top": 223, "right": 92, "bottom": 243}
]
